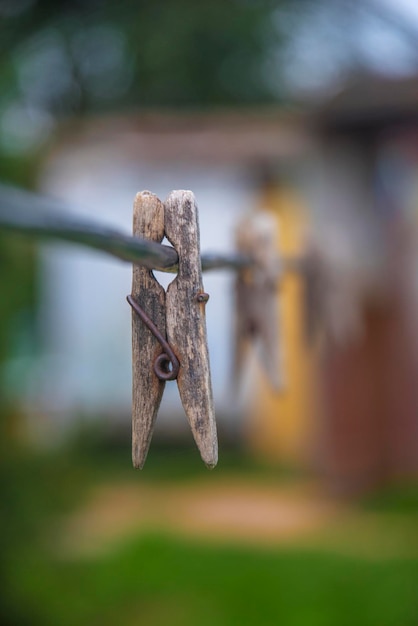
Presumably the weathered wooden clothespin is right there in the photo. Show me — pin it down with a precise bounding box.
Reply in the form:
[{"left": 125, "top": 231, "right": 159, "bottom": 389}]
[
  {"left": 234, "top": 211, "right": 284, "bottom": 391},
  {"left": 128, "top": 190, "right": 217, "bottom": 469}
]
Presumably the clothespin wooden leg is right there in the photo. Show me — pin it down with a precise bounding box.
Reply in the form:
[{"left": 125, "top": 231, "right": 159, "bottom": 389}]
[
  {"left": 131, "top": 191, "right": 166, "bottom": 469},
  {"left": 165, "top": 190, "right": 218, "bottom": 468}
]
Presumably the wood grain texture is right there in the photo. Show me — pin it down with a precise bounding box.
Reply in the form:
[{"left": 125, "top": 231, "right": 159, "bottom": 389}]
[
  {"left": 235, "top": 212, "right": 284, "bottom": 391},
  {"left": 164, "top": 190, "right": 218, "bottom": 468},
  {"left": 131, "top": 192, "right": 166, "bottom": 468}
]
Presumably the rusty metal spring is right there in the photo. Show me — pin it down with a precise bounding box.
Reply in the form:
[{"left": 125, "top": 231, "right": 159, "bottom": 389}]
[{"left": 127, "top": 294, "right": 180, "bottom": 381}]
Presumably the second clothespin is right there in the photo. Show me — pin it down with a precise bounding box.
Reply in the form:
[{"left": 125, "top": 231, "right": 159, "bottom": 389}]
[
  {"left": 234, "top": 210, "right": 285, "bottom": 391},
  {"left": 128, "top": 190, "right": 217, "bottom": 469}
]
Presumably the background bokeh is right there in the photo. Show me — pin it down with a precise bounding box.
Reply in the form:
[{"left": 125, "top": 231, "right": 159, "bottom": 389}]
[{"left": 1, "top": 1, "right": 418, "bottom": 625}]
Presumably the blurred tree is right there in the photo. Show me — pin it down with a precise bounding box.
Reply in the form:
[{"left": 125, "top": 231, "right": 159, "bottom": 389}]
[
  {"left": 1, "top": 0, "right": 418, "bottom": 156},
  {"left": 0, "top": 0, "right": 286, "bottom": 118}
]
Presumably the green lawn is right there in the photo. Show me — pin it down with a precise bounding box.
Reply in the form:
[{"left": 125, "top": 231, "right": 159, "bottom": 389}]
[
  {"left": 4, "top": 533, "right": 418, "bottom": 626},
  {"left": 1, "top": 440, "right": 417, "bottom": 626}
]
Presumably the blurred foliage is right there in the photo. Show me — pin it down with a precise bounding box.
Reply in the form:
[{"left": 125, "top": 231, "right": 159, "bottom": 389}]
[
  {"left": 0, "top": 0, "right": 289, "bottom": 123},
  {"left": 0, "top": 232, "right": 37, "bottom": 407},
  {"left": 0, "top": 155, "right": 39, "bottom": 404},
  {"left": 1, "top": 0, "right": 417, "bottom": 156}
]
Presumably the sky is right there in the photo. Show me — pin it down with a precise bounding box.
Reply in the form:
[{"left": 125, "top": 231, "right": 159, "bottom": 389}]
[
  {"left": 381, "top": 0, "right": 418, "bottom": 22},
  {"left": 280, "top": 0, "right": 418, "bottom": 95}
]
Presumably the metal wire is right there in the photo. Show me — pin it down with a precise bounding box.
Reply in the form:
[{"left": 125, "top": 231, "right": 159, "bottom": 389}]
[
  {"left": 0, "top": 183, "right": 253, "bottom": 273},
  {"left": 127, "top": 294, "right": 180, "bottom": 380}
]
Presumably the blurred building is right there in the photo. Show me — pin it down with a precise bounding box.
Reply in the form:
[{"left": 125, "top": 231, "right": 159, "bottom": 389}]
[
  {"left": 33, "top": 75, "right": 418, "bottom": 493},
  {"left": 310, "top": 76, "right": 418, "bottom": 494},
  {"left": 35, "top": 109, "right": 310, "bottom": 438}
]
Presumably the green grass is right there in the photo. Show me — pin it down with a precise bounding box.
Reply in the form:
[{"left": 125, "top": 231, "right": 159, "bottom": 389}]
[
  {"left": 359, "top": 483, "right": 418, "bottom": 515},
  {"left": 1, "top": 440, "right": 417, "bottom": 626},
  {"left": 3, "top": 533, "right": 418, "bottom": 626}
]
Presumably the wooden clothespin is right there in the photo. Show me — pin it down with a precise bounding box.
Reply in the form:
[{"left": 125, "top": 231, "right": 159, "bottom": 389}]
[
  {"left": 234, "top": 211, "right": 284, "bottom": 391},
  {"left": 128, "top": 190, "right": 217, "bottom": 469}
]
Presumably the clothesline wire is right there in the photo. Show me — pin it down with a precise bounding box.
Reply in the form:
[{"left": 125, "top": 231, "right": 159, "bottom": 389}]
[{"left": 0, "top": 183, "right": 302, "bottom": 273}]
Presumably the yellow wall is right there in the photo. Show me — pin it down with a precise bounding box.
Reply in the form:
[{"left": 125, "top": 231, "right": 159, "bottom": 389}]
[{"left": 245, "top": 185, "right": 317, "bottom": 466}]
